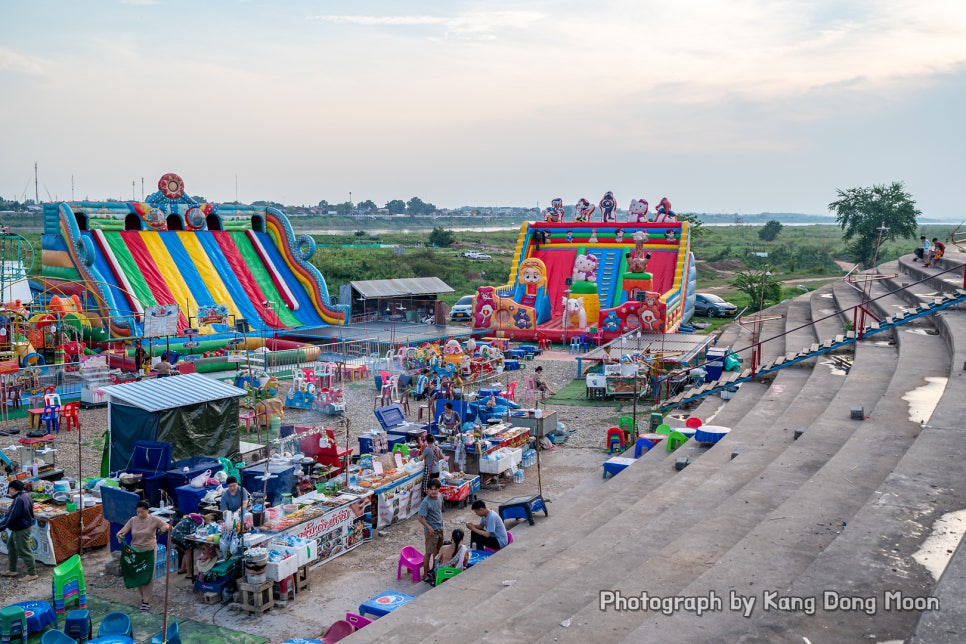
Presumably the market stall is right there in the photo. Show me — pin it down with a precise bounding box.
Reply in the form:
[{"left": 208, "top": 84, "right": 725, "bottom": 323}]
[
  {"left": 438, "top": 422, "right": 531, "bottom": 476},
  {"left": 0, "top": 496, "right": 108, "bottom": 565}
]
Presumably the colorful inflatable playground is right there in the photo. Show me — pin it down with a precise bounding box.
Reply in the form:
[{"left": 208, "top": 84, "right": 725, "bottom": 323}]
[
  {"left": 31, "top": 173, "right": 348, "bottom": 370},
  {"left": 471, "top": 196, "right": 697, "bottom": 341}
]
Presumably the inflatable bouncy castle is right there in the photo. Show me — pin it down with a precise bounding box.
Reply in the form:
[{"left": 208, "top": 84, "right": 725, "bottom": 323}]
[
  {"left": 470, "top": 198, "right": 697, "bottom": 341},
  {"left": 42, "top": 174, "right": 349, "bottom": 344}
]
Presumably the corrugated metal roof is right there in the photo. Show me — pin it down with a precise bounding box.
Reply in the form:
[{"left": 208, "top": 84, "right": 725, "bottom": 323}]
[
  {"left": 351, "top": 277, "right": 454, "bottom": 299},
  {"left": 97, "top": 372, "right": 247, "bottom": 412}
]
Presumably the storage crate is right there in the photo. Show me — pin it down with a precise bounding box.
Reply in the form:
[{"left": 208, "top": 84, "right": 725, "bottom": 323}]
[
  {"left": 265, "top": 552, "right": 300, "bottom": 582},
  {"left": 194, "top": 575, "right": 235, "bottom": 595},
  {"left": 175, "top": 483, "right": 218, "bottom": 515},
  {"left": 478, "top": 448, "right": 523, "bottom": 474},
  {"left": 270, "top": 538, "right": 318, "bottom": 566}
]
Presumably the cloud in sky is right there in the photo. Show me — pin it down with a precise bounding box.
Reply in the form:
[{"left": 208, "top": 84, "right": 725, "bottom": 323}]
[{"left": 1, "top": 1, "right": 964, "bottom": 215}]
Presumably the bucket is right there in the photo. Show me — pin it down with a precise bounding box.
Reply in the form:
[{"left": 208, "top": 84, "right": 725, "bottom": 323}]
[
  {"left": 281, "top": 493, "right": 293, "bottom": 506},
  {"left": 66, "top": 502, "right": 77, "bottom": 513}
]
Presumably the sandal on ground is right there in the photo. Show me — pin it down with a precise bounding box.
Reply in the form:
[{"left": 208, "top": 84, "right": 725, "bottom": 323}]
[
  {"left": 0, "top": 571, "right": 18, "bottom": 577},
  {"left": 140, "top": 602, "right": 150, "bottom": 612}
]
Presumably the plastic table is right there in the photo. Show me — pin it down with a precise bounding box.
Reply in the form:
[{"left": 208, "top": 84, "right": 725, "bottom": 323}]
[
  {"left": 498, "top": 494, "right": 549, "bottom": 525},
  {"left": 602, "top": 456, "right": 636, "bottom": 479},
  {"left": 7, "top": 600, "right": 55, "bottom": 634},
  {"left": 466, "top": 549, "right": 494, "bottom": 567},
  {"left": 359, "top": 590, "right": 416, "bottom": 618}
]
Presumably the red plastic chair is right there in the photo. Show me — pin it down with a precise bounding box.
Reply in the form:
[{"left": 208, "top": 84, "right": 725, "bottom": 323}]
[
  {"left": 397, "top": 546, "right": 424, "bottom": 583},
  {"left": 320, "top": 619, "right": 355, "bottom": 643},
  {"left": 606, "top": 427, "right": 625, "bottom": 453},
  {"left": 59, "top": 401, "right": 81, "bottom": 431},
  {"left": 505, "top": 381, "right": 517, "bottom": 403},
  {"left": 344, "top": 612, "right": 373, "bottom": 630},
  {"left": 685, "top": 416, "right": 703, "bottom": 429}
]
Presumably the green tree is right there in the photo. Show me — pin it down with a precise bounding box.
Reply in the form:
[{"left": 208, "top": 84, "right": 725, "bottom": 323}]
[
  {"left": 758, "top": 219, "right": 783, "bottom": 241},
  {"left": 317, "top": 200, "right": 330, "bottom": 208},
  {"left": 428, "top": 227, "right": 455, "bottom": 247},
  {"left": 406, "top": 196, "right": 437, "bottom": 216},
  {"left": 358, "top": 199, "right": 377, "bottom": 211},
  {"left": 730, "top": 268, "right": 782, "bottom": 311},
  {"left": 828, "top": 182, "right": 920, "bottom": 268},
  {"left": 677, "top": 212, "right": 707, "bottom": 239},
  {"left": 335, "top": 201, "right": 353, "bottom": 216},
  {"left": 386, "top": 199, "right": 406, "bottom": 214}
]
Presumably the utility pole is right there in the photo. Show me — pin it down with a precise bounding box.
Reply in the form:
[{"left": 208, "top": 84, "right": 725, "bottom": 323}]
[{"left": 34, "top": 162, "right": 39, "bottom": 205}]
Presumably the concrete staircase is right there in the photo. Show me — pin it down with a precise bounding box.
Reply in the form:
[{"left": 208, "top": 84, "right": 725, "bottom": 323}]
[{"left": 350, "top": 253, "right": 966, "bottom": 643}]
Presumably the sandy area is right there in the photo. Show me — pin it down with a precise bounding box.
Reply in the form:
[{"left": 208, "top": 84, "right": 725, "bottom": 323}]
[{"left": 0, "top": 349, "right": 646, "bottom": 641}]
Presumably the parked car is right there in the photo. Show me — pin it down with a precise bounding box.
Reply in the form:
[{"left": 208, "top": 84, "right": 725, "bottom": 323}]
[
  {"left": 449, "top": 295, "right": 475, "bottom": 322},
  {"left": 461, "top": 251, "right": 491, "bottom": 260},
  {"left": 694, "top": 293, "right": 737, "bottom": 317}
]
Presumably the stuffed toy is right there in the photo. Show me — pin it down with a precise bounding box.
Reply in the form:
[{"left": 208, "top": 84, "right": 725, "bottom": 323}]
[
  {"left": 544, "top": 197, "right": 565, "bottom": 222},
  {"left": 562, "top": 296, "right": 589, "bottom": 330},
  {"left": 628, "top": 198, "right": 649, "bottom": 222},
  {"left": 654, "top": 197, "right": 676, "bottom": 222}
]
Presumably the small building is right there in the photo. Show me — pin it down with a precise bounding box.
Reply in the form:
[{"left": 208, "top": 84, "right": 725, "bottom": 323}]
[{"left": 339, "top": 277, "right": 454, "bottom": 322}]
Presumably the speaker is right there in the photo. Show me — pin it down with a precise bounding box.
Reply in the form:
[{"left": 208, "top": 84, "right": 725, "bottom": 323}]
[
  {"left": 235, "top": 319, "right": 250, "bottom": 333},
  {"left": 565, "top": 277, "right": 573, "bottom": 286}
]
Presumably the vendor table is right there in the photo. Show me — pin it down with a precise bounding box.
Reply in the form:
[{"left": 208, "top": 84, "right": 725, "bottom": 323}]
[
  {"left": 439, "top": 425, "right": 530, "bottom": 476},
  {"left": 498, "top": 494, "right": 548, "bottom": 525},
  {"left": 6, "top": 600, "right": 56, "bottom": 634},
  {"left": 359, "top": 590, "right": 416, "bottom": 618},
  {"left": 0, "top": 503, "right": 108, "bottom": 565}
]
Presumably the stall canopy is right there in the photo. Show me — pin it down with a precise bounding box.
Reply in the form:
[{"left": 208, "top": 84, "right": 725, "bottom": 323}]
[{"left": 98, "top": 373, "right": 247, "bottom": 473}]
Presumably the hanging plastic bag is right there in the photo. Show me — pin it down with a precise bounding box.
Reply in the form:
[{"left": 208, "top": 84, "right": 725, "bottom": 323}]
[{"left": 190, "top": 469, "right": 212, "bottom": 488}]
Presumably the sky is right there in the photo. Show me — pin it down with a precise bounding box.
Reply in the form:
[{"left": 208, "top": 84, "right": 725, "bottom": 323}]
[{"left": 1, "top": 0, "right": 964, "bottom": 216}]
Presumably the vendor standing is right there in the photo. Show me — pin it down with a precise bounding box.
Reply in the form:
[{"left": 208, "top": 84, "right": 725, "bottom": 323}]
[
  {"left": 421, "top": 434, "right": 444, "bottom": 494},
  {"left": 117, "top": 500, "right": 171, "bottom": 612},
  {"left": 220, "top": 476, "right": 249, "bottom": 513},
  {"left": 437, "top": 402, "right": 461, "bottom": 436}
]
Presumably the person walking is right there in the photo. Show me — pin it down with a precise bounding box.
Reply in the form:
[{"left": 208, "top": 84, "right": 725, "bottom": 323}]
[{"left": 0, "top": 480, "right": 37, "bottom": 582}]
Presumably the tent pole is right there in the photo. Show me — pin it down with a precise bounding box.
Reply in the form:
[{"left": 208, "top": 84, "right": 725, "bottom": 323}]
[{"left": 161, "top": 525, "right": 172, "bottom": 643}]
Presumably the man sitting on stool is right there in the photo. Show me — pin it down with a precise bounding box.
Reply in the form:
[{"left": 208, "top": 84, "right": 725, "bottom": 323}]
[{"left": 465, "top": 500, "right": 508, "bottom": 551}]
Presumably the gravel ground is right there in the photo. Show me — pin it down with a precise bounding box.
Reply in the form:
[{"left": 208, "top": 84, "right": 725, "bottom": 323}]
[{"left": 0, "top": 348, "right": 656, "bottom": 636}]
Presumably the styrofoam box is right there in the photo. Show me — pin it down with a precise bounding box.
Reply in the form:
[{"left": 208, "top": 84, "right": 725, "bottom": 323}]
[
  {"left": 479, "top": 448, "right": 523, "bottom": 474},
  {"left": 271, "top": 538, "right": 318, "bottom": 566},
  {"left": 265, "top": 551, "right": 300, "bottom": 581}
]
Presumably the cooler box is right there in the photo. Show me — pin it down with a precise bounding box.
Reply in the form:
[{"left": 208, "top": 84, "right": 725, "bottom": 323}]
[
  {"left": 166, "top": 457, "right": 223, "bottom": 491},
  {"left": 175, "top": 483, "right": 219, "bottom": 515},
  {"left": 375, "top": 404, "right": 428, "bottom": 441},
  {"left": 241, "top": 462, "right": 295, "bottom": 507},
  {"left": 705, "top": 347, "right": 728, "bottom": 382},
  {"left": 357, "top": 430, "right": 406, "bottom": 455}
]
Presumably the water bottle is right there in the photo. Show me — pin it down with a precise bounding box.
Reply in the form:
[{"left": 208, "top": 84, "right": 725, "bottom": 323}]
[{"left": 514, "top": 469, "right": 525, "bottom": 484}]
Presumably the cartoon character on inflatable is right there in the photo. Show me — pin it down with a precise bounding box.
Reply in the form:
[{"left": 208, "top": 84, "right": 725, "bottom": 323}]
[
  {"left": 627, "top": 231, "right": 652, "bottom": 273},
  {"left": 543, "top": 198, "right": 565, "bottom": 223},
  {"left": 615, "top": 229, "right": 625, "bottom": 243},
  {"left": 588, "top": 229, "right": 598, "bottom": 243},
  {"left": 599, "top": 191, "right": 617, "bottom": 223},
  {"left": 512, "top": 257, "right": 552, "bottom": 324},
  {"left": 628, "top": 198, "right": 650, "bottom": 223},
  {"left": 574, "top": 198, "right": 595, "bottom": 222},
  {"left": 144, "top": 208, "right": 167, "bottom": 231},
  {"left": 572, "top": 253, "right": 599, "bottom": 283},
  {"left": 654, "top": 197, "right": 676, "bottom": 222},
  {"left": 562, "top": 296, "right": 589, "bottom": 331}
]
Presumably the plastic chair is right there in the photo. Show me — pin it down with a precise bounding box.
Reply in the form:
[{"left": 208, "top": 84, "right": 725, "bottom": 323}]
[
  {"left": 97, "top": 612, "right": 132, "bottom": 637},
  {"left": 344, "top": 612, "right": 374, "bottom": 630},
  {"left": 64, "top": 610, "right": 91, "bottom": 643},
  {"left": 655, "top": 423, "right": 672, "bottom": 436},
  {"left": 149, "top": 622, "right": 180, "bottom": 644},
  {"left": 44, "top": 392, "right": 62, "bottom": 407},
  {"left": 505, "top": 381, "right": 517, "bottom": 403},
  {"left": 394, "top": 388, "right": 411, "bottom": 416},
  {"left": 523, "top": 377, "right": 539, "bottom": 405},
  {"left": 634, "top": 437, "right": 654, "bottom": 458},
  {"left": 40, "top": 405, "right": 60, "bottom": 434},
  {"left": 317, "top": 362, "right": 335, "bottom": 388},
  {"left": 569, "top": 337, "right": 583, "bottom": 354},
  {"left": 685, "top": 416, "right": 703, "bottom": 429},
  {"left": 59, "top": 401, "right": 81, "bottom": 431},
  {"left": 592, "top": 328, "right": 604, "bottom": 346},
  {"left": 320, "top": 620, "right": 355, "bottom": 644},
  {"left": 52, "top": 554, "right": 87, "bottom": 616},
  {"left": 40, "top": 631, "right": 76, "bottom": 644},
  {"left": 0, "top": 606, "right": 27, "bottom": 644},
  {"left": 618, "top": 416, "right": 636, "bottom": 441},
  {"left": 435, "top": 566, "right": 462, "bottom": 586},
  {"left": 666, "top": 430, "right": 689, "bottom": 452},
  {"left": 483, "top": 530, "right": 513, "bottom": 553},
  {"left": 397, "top": 546, "right": 424, "bottom": 583},
  {"left": 3, "top": 383, "right": 22, "bottom": 411},
  {"left": 605, "top": 427, "right": 625, "bottom": 453}
]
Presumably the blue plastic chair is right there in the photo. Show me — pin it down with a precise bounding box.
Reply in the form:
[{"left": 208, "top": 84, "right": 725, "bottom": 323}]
[
  {"left": 634, "top": 437, "right": 654, "bottom": 458},
  {"left": 41, "top": 631, "right": 76, "bottom": 644},
  {"left": 40, "top": 405, "right": 60, "bottom": 434},
  {"left": 149, "top": 622, "right": 180, "bottom": 644},
  {"left": 97, "top": 612, "right": 132, "bottom": 637}
]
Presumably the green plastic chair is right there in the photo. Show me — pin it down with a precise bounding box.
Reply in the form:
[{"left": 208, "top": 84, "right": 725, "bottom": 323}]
[
  {"left": 649, "top": 412, "right": 664, "bottom": 431},
  {"left": 435, "top": 566, "right": 462, "bottom": 586},
  {"left": 618, "top": 416, "right": 637, "bottom": 442},
  {"left": 392, "top": 443, "right": 411, "bottom": 457},
  {"left": 655, "top": 423, "right": 672, "bottom": 436},
  {"left": 0, "top": 605, "right": 27, "bottom": 643},
  {"left": 666, "top": 430, "right": 688, "bottom": 452},
  {"left": 52, "top": 554, "right": 86, "bottom": 616}
]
